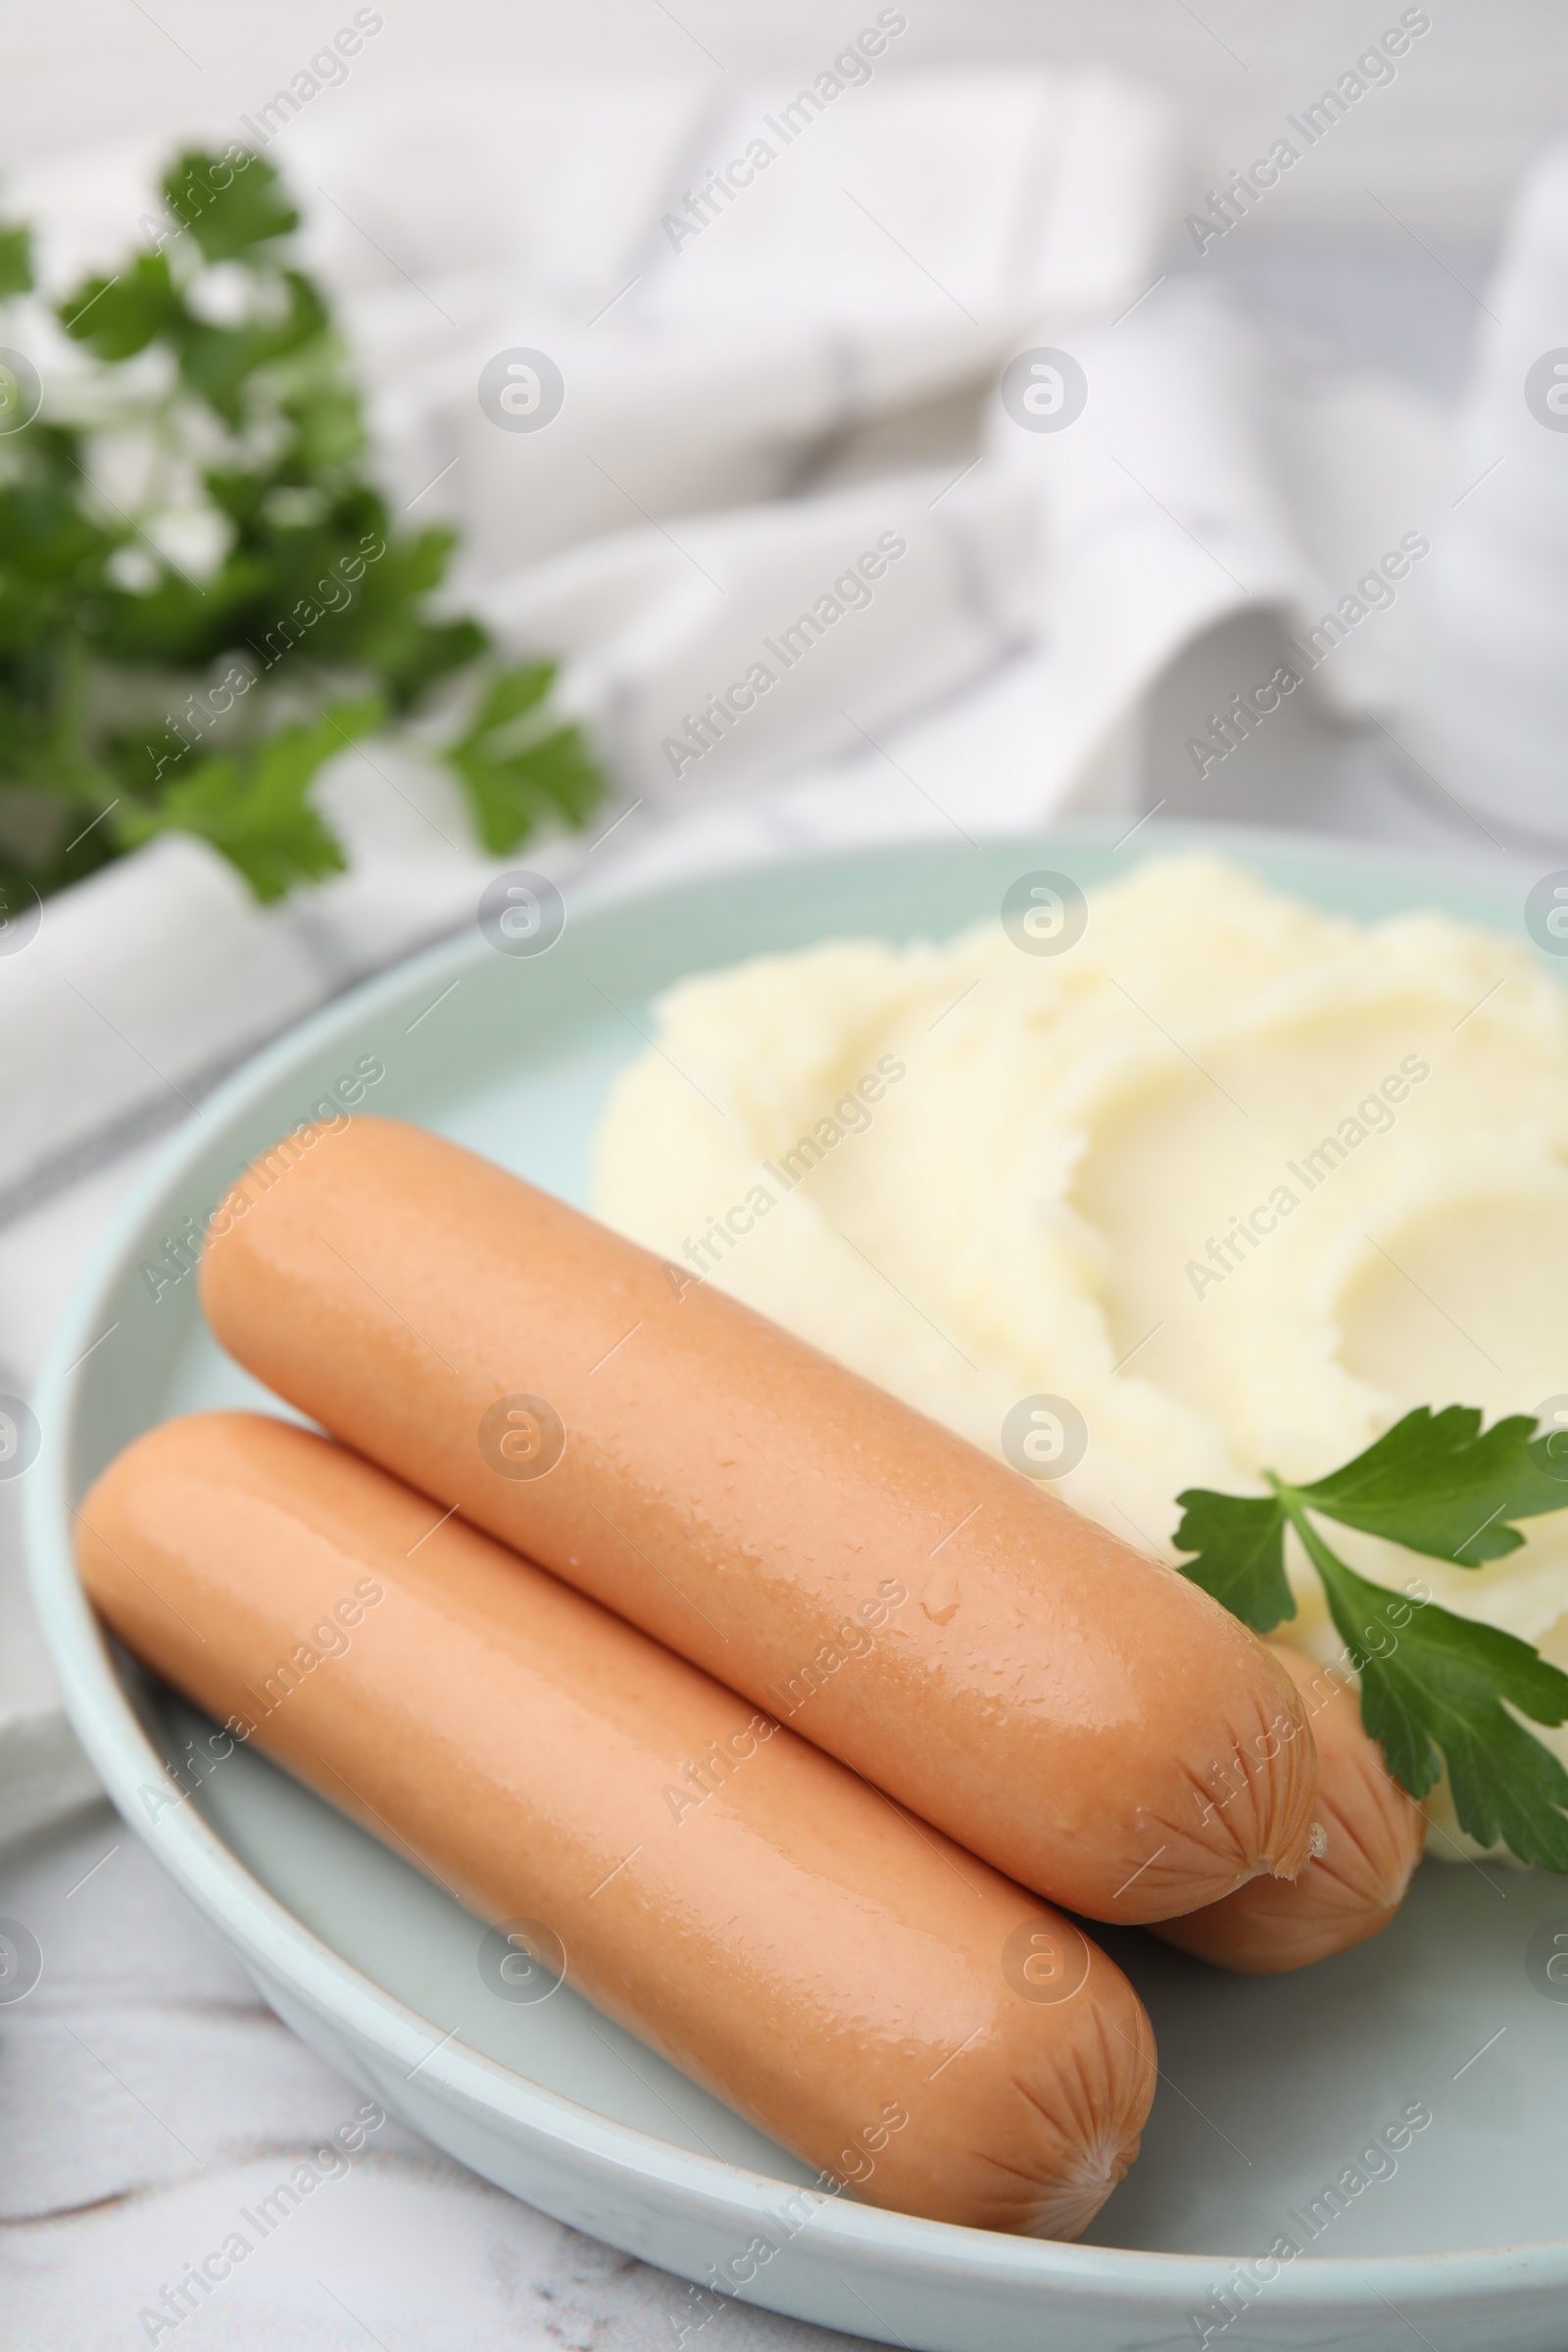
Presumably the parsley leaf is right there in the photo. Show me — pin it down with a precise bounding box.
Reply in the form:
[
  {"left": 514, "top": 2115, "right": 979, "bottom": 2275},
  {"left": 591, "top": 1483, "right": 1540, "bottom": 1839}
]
[
  {"left": 1173, "top": 1404, "right": 1568, "bottom": 1868},
  {"left": 161, "top": 147, "right": 299, "bottom": 261},
  {"left": 117, "top": 697, "right": 382, "bottom": 903},
  {"left": 1297, "top": 1512, "right": 1568, "bottom": 1872},
  {"left": 61, "top": 249, "right": 183, "bottom": 360},
  {"left": 0, "top": 220, "right": 33, "bottom": 300},
  {"left": 1298, "top": 1403, "right": 1568, "bottom": 1565},
  {"left": 445, "top": 661, "right": 603, "bottom": 854},
  {"left": 1169, "top": 1487, "right": 1294, "bottom": 1632}
]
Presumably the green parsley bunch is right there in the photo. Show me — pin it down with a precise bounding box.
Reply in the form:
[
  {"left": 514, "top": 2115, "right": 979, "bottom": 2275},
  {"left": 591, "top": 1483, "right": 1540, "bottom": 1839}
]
[{"left": 0, "top": 144, "right": 601, "bottom": 906}]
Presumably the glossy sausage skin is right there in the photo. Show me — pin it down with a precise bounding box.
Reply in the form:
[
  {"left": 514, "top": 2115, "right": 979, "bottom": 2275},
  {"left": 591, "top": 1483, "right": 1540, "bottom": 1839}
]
[
  {"left": 77, "top": 1411, "right": 1156, "bottom": 2238},
  {"left": 199, "top": 1114, "right": 1317, "bottom": 1924},
  {"left": 1152, "top": 1646, "right": 1426, "bottom": 1974}
]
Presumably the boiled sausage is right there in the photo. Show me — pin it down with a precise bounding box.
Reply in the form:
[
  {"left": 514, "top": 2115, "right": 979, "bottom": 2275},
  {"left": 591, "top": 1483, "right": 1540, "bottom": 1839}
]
[
  {"left": 1153, "top": 1645, "right": 1425, "bottom": 1973},
  {"left": 200, "top": 1115, "right": 1318, "bottom": 1921},
  {"left": 78, "top": 1410, "right": 1156, "bottom": 2238}
]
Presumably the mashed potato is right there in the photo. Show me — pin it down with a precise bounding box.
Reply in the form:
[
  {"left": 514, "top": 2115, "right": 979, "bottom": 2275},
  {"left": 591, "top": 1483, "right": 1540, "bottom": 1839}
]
[{"left": 592, "top": 854, "right": 1568, "bottom": 1855}]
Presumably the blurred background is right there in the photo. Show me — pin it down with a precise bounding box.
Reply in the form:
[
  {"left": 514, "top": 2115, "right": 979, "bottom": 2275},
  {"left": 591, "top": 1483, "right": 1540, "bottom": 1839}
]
[
  {"left": 3, "top": 6, "right": 1567, "bottom": 2344},
  {"left": 4, "top": 0, "right": 1556, "bottom": 233}
]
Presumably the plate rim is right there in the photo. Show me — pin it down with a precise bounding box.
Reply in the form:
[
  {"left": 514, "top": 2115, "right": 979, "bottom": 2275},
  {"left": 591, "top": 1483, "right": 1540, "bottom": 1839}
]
[{"left": 24, "top": 818, "right": 1568, "bottom": 2316}]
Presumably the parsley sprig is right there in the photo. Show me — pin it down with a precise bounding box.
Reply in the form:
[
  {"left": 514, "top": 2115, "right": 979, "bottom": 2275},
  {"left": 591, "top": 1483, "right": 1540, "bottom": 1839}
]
[
  {"left": 0, "top": 144, "right": 602, "bottom": 906},
  {"left": 1174, "top": 1407, "right": 1568, "bottom": 1871}
]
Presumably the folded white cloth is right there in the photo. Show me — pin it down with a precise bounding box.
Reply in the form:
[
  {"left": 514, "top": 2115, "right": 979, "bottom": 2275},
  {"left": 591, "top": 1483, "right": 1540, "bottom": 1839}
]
[{"left": 1394, "top": 139, "right": 1568, "bottom": 839}]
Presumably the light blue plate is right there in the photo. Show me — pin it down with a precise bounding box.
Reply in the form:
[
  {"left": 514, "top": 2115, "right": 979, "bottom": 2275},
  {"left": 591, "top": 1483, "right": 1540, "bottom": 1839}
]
[{"left": 25, "top": 824, "right": 1568, "bottom": 2351}]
